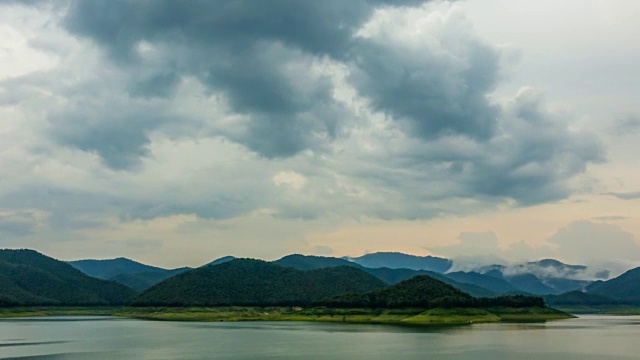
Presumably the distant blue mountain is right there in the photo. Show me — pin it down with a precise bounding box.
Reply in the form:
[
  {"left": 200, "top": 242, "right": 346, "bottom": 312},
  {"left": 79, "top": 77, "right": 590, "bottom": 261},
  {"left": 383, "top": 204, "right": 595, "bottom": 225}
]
[
  {"left": 472, "top": 259, "right": 597, "bottom": 295},
  {"left": 68, "top": 257, "right": 190, "bottom": 291},
  {"left": 587, "top": 267, "right": 640, "bottom": 302},
  {"left": 445, "top": 271, "right": 519, "bottom": 294},
  {"left": 68, "top": 258, "right": 167, "bottom": 280},
  {"left": 274, "top": 254, "right": 494, "bottom": 298},
  {"left": 205, "top": 256, "right": 236, "bottom": 267},
  {"left": 344, "top": 252, "right": 452, "bottom": 273}
]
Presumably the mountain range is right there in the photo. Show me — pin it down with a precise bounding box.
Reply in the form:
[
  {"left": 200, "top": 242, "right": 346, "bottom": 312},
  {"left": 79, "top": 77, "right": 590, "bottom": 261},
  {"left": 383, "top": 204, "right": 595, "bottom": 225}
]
[
  {"left": 3, "top": 248, "right": 640, "bottom": 310},
  {"left": 66, "top": 253, "right": 607, "bottom": 296}
]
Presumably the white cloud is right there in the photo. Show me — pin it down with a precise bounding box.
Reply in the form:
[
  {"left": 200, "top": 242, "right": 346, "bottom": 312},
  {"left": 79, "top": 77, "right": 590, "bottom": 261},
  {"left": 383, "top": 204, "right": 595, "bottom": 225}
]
[{"left": 273, "top": 171, "right": 307, "bottom": 190}]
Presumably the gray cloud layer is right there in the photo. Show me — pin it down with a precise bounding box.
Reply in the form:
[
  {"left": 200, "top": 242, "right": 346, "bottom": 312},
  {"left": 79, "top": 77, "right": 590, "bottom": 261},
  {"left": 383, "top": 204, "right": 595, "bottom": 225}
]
[{"left": 0, "top": 1, "right": 604, "bottom": 233}]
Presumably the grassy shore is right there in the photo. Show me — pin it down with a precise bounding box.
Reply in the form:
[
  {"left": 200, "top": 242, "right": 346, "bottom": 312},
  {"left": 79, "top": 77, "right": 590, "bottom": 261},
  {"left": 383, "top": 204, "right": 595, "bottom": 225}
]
[
  {"left": 0, "top": 306, "right": 573, "bottom": 325},
  {"left": 115, "top": 306, "right": 572, "bottom": 324},
  {"left": 0, "top": 307, "right": 118, "bottom": 318}
]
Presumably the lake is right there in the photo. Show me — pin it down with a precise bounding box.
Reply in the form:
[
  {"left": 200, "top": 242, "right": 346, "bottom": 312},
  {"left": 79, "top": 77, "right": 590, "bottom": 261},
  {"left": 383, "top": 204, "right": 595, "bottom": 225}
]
[{"left": 1, "top": 315, "right": 639, "bottom": 359}]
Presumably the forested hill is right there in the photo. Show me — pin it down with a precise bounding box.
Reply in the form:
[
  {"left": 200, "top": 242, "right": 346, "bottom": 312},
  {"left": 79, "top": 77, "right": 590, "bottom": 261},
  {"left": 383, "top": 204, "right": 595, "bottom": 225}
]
[
  {"left": 586, "top": 267, "right": 640, "bottom": 302},
  {"left": 132, "top": 259, "right": 387, "bottom": 306},
  {"left": 325, "top": 275, "right": 545, "bottom": 309},
  {"left": 0, "top": 249, "right": 136, "bottom": 305},
  {"left": 325, "top": 275, "right": 474, "bottom": 308}
]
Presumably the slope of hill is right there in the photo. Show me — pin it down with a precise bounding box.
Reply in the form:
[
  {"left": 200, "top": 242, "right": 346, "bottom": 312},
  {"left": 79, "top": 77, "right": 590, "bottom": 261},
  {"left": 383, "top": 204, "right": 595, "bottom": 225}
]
[
  {"left": 587, "top": 267, "right": 640, "bottom": 302},
  {"left": 345, "top": 252, "right": 452, "bottom": 273},
  {"left": 446, "top": 271, "right": 519, "bottom": 294},
  {"left": 275, "top": 254, "right": 354, "bottom": 270},
  {"left": 110, "top": 267, "right": 190, "bottom": 292},
  {"left": 274, "top": 254, "right": 495, "bottom": 298},
  {"left": 325, "top": 275, "right": 474, "bottom": 308},
  {"left": 504, "top": 273, "right": 556, "bottom": 295},
  {"left": 544, "top": 291, "right": 619, "bottom": 307},
  {"left": 68, "top": 257, "right": 167, "bottom": 280},
  {"left": 68, "top": 257, "right": 193, "bottom": 291},
  {"left": 206, "top": 256, "right": 236, "bottom": 266},
  {"left": 132, "top": 259, "right": 387, "bottom": 306},
  {"left": 0, "top": 249, "right": 136, "bottom": 305}
]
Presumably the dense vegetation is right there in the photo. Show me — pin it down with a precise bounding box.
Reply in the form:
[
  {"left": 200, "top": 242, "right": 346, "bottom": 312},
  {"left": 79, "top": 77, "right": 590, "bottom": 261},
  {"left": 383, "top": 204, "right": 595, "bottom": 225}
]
[
  {"left": 0, "top": 249, "right": 136, "bottom": 305},
  {"left": 132, "top": 259, "right": 387, "bottom": 306},
  {"left": 323, "top": 275, "right": 544, "bottom": 309},
  {"left": 324, "top": 275, "right": 474, "bottom": 308}
]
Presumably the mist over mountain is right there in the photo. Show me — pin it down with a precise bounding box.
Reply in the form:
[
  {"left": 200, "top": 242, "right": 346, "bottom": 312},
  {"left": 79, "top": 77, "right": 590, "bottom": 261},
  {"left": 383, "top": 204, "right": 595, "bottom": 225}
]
[
  {"left": 445, "top": 258, "right": 612, "bottom": 295},
  {"left": 65, "top": 251, "right": 618, "bottom": 297}
]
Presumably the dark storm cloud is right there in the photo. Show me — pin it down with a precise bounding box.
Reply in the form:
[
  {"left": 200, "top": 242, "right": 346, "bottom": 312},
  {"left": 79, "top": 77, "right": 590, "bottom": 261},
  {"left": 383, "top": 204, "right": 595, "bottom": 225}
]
[
  {"left": 60, "top": 0, "right": 429, "bottom": 159},
  {"left": 0, "top": 0, "right": 606, "bottom": 224},
  {"left": 48, "top": 99, "right": 173, "bottom": 170},
  {"left": 350, "top": 23, "right": 500, "bottom": 140},
  {"left": 462, "top": 88, "right": 605, "bottom": 204}
]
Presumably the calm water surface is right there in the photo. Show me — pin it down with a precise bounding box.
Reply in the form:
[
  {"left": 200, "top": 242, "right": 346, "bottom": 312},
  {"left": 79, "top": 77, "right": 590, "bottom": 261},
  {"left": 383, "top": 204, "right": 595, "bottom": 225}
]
[{"left": 1, "top": 315, "right": 639, "bottom": 359}]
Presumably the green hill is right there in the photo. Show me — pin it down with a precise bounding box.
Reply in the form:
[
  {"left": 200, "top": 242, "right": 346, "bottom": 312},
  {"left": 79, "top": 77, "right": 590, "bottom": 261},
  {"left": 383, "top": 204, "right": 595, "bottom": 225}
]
[
  {"left": 587, "top": 267, "right": 640, "bottom": 302},
  {"left": 324, "top": 275, "right": 474, "bottom": 308},
  {"left": 0, "top": 249, "right": 136, "bottom": 305},
  {"left": 369, "top": 268, "right": 496, "bottom": 298},
  {"left": 325, "top": 275, "right": 545, "bottom": 310},
  {"left": 132, "top": 259, "right": 387, "bottom": 306}
]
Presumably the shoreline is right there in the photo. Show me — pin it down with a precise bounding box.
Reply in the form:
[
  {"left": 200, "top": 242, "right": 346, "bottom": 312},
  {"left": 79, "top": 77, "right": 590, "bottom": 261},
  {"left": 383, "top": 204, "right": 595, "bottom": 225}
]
[{"left": 0, "top": 306, "right": 574, "bottom": 325}]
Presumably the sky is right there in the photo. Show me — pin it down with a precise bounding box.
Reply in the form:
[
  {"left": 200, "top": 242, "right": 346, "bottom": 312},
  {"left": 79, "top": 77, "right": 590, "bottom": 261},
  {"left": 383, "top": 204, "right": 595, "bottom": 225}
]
[{"left": 1, "top": 0, "right": 639, "bottom": 272}]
